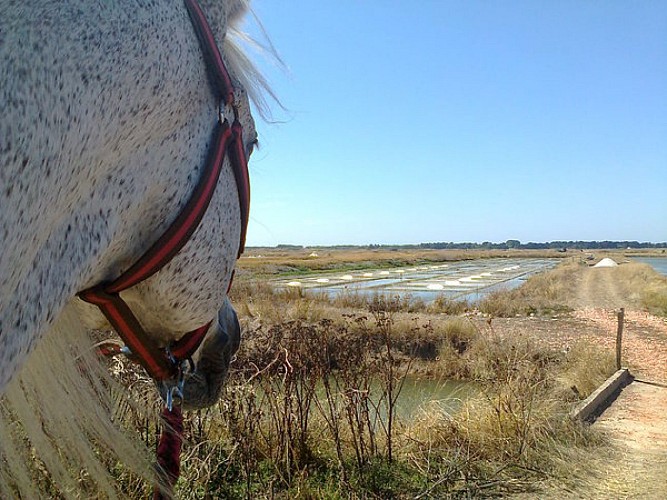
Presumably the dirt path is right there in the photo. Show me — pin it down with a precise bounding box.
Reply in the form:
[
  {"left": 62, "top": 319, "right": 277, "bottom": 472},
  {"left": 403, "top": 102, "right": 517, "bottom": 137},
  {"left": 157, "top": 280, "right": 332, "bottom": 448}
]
[
  {"left": 574, "top": 266, "right": 630, "bottom": 310},
  {"left": 588, "top": 381, "right": 667, "bottom": 498},
  {"left": 500, "top": 264, "right": 667, "bottom": 498},
  {"left": 573, "top": 267, "right": 667, "bottom": 499},
  {"left": 567, "top": 266, "right": 667, "bottom": 381}
]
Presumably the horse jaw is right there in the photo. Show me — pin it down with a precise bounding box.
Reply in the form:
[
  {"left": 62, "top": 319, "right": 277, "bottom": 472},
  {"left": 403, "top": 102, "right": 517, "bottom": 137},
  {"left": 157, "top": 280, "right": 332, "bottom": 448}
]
[{"left": 158, "top": 298, "right": 241, "bottom": 410}]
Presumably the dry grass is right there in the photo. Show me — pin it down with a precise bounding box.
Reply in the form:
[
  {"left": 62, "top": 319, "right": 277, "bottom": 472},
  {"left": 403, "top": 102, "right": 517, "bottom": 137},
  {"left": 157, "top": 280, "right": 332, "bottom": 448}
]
[
  {"left": 404, "top": 333, "right": 612, "bottom": 497},
  {"left": 614, "top": 263, "right": 667, "bottom": 316},
  {"left": 18, "top": 249, "right": 648, "bottom": 497},
  {"left": 478, "top": 261, "right": 580, "bottom": 317},
  {"left": 643, "top": 286, "right": 667, "bottom": 316},
  {"left": 208, "top": 250, "right": 662, "bottom": 496},
  {"left": 171, "top": 317, "right": 613, "bottom": 498},
  {"left": 23, "top": 291, "right": 611, "bottom": 498},
  {"left": 556, "top": 342, "right": 617, "bottom": 399}
]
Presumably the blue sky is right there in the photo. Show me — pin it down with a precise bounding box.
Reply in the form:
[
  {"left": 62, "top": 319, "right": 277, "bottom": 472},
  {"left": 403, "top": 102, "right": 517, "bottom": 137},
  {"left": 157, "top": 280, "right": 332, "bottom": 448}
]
[{"left": 240, "top": 1, "right": 666, "bottom": 246}]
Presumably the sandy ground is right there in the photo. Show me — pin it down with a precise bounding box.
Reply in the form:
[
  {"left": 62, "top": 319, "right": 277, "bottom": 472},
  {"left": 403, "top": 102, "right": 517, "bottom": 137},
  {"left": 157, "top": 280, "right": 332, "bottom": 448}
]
[{"left": 494, "top": 265, "right": 667, "bottom": 499}]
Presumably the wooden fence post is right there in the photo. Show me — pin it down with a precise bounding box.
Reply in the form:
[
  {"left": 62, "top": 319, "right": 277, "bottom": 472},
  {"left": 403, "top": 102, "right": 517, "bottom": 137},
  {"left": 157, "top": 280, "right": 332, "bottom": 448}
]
[{"left": 616, "top": 308, "right": 624, "bottom": 370}]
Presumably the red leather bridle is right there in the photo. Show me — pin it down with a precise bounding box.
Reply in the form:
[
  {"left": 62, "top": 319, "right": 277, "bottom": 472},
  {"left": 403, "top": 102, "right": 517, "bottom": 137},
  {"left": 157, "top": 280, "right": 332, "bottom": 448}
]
[{"left": 78, "top": 0, "right": 249, "bottom": 382}]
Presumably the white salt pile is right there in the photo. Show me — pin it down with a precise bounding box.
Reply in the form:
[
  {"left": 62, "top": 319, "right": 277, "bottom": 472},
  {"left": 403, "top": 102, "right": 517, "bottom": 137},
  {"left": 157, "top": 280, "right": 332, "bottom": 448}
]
[{"left": 593, "top": 257, "right": 619, "bottom": 268}]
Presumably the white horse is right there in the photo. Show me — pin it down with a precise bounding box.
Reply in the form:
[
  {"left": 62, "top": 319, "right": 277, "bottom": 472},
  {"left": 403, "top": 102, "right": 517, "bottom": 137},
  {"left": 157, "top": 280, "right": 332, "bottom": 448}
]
[{"left": 0, "top": 0, "right": 267, "bottom": 496}]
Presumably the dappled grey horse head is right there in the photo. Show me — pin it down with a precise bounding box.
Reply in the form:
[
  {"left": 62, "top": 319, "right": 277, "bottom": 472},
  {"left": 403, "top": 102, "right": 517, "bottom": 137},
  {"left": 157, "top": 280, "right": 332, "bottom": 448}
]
[{"left": 0, "top": 0, "right": 262, "bottom": 408}]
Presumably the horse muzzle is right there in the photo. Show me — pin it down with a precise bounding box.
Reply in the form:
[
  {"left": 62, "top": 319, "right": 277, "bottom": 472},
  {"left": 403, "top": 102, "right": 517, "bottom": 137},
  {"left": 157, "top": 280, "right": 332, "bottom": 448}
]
[{"left": 158, "top": 298, "right": 241, "bottom": 410}]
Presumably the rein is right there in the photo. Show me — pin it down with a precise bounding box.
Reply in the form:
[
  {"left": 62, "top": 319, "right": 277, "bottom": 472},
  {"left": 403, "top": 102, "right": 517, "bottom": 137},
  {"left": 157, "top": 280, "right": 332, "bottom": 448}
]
[{"left": 77, "top": 0, "right": 250, "bottom": 496}]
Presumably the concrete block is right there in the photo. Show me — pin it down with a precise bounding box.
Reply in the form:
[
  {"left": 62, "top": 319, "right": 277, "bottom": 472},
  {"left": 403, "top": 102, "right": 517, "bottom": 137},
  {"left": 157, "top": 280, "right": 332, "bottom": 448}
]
[{"left": 570, "top": 368, "right": 633, "bottom": 422}]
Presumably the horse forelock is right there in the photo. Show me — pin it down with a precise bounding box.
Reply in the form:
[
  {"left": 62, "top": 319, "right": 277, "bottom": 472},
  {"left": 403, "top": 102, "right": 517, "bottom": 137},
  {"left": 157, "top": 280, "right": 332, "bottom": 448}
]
[
  {"left": 223, "top": 0, "right": 251, "bottom": 25},
  {"left": 223, "top": 1, "right": 280, "bottom": 120}
]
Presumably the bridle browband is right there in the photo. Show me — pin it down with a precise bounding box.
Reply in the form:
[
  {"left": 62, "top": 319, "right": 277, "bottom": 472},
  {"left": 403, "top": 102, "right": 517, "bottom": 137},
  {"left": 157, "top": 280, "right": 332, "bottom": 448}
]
[{"left": 78, "top": 0, "right": 250, "bottom": 382}]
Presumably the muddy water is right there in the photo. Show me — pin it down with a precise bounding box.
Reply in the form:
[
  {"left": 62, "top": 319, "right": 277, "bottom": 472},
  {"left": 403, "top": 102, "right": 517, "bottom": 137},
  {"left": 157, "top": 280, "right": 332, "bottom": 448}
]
[
  {"left": 314, "top": 377, "right": 475, "bottom": 421},
  {"left": 394, "top": 377, "right": 475, "bottom": 419}
]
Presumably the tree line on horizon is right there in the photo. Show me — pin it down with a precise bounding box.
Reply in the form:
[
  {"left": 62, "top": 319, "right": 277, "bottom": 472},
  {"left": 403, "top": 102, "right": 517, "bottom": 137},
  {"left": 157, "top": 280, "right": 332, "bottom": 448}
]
[
  {"left": 268, "top": 241, "right": 666, "bottom": 250},
  {"left": 415, "top": 240, "right": 666, "bottom": 250}
]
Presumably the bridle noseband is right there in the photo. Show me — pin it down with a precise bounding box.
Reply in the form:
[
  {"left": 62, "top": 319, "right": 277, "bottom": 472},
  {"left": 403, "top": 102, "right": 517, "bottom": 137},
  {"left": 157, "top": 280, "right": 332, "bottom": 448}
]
[{"left": 78, "top": 0, "right": 250, "bottom": 382}]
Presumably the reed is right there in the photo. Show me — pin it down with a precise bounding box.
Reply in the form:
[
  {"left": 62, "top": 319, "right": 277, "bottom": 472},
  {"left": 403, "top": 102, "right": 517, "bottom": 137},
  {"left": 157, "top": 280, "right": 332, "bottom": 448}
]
[
  {"left": 616, "top": 263, "right": 667, "bottom": 316},
  {"left": 160, "top": 309, "right": 614, "bottom": 498},
  {"left": 478, "top": 261, "right": 580, "bottom": 317}
]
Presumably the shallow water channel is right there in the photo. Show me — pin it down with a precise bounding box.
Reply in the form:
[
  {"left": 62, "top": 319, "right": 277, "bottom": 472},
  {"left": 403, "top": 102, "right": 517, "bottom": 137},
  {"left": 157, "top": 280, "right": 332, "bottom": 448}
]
[
  {"left": 272, "top": 257, "right": 559, "bottom": 304},
  {"left": 631, "top": 256, "right": 667, "bottom": 276},
  {"left": 293, "top": 377, "right": 474, "bottom": 421},
  {"left": 392, "top": 377, "right": 475, "bottom": 419}
]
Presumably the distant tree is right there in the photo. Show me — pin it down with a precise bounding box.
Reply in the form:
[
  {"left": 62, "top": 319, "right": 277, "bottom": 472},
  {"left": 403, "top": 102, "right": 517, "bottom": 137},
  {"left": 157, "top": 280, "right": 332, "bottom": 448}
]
[
  {"left": 276, "top": 244, "right": 303, "bottom": 249},
  {"left": 413, "top": 240, "right": 666, "bottom": 251}
]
